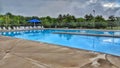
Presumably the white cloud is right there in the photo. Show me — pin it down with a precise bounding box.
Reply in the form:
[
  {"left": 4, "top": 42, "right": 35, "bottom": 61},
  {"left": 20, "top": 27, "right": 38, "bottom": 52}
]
[
  {"left": 89, "top": 0, "right": 98, "bottom": 3},
  {"left": 0, "top": 0, "right": 120, "bottom": 18},
  {"left": 103, "top": 3, "right": 120, "bottom": 8}
]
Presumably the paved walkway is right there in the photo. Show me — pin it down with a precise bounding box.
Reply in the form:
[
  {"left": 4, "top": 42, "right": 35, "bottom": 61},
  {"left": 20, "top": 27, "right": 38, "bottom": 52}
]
[{"left": 0, "top": 36, "right": 120, "bottom": 68}]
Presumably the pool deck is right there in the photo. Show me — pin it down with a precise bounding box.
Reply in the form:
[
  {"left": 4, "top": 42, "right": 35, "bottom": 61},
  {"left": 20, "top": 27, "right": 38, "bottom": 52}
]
[{"left": 0, "top": 36, "right": 120, "bottom": 68}]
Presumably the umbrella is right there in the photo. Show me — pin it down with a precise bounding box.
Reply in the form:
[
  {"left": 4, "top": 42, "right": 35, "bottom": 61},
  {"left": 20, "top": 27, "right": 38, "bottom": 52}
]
[{"left": 28, "top": 19, "right": 41, "bottom": 26}]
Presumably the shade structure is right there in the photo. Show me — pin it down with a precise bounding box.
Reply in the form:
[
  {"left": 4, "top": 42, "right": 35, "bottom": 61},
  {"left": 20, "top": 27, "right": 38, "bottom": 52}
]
[{"left": 28, "top": 19, "right": 41, "bottom": 26}]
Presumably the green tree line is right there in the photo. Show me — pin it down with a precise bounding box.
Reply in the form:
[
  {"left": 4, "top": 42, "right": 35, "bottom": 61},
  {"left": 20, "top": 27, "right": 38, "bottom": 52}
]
[{"left": 0, "top": 12, "right": 120, "bottom": 29}]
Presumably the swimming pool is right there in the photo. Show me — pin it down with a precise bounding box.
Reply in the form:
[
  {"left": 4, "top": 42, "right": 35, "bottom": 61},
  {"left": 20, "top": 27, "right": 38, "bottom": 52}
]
[{"left": 0, "top": 29, "right": 120, "bottom": 56}]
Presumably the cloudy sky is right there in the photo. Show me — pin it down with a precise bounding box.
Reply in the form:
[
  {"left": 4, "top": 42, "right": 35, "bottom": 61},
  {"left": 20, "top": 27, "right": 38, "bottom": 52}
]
[{"left": 0, "top": 0, "right": 120, "bottom": 18}]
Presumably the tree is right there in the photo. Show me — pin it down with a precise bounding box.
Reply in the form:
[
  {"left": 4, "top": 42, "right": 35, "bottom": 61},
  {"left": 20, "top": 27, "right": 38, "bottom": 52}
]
[
  {"left": 58, "top": 14, "right": 63, "bottom": 22},
  {"left": 108, "top": 15, "right": 117, "bottom": 29},
  {"left": 84, "top": 14, "right": 94, "bottom": 21},
  {"left": 5, "top": 14, "right": 10, "bottom": 27},
  {"left": 0, "top": 17, "right": 5, "bottom": 26},
  {"left": 5, "top": 12, "right": 13, "bottom": 18},
  {"left": 0, "top": 12, "right": 112, "bottom": 29},
  {"left": 108, "top": 15, "right": 116, "bottom": 21},
  {"left": 95, "top": 15, "right": 105, "bottom": 22},
  {"left": 95, "top": 22, "right": 107, "bottom": 29},
  {"left": 116, "top": 17, "right": 120, "bottom": 26},
  {"left": 77, "top": 18, "right": 85, "bottom": 22}
]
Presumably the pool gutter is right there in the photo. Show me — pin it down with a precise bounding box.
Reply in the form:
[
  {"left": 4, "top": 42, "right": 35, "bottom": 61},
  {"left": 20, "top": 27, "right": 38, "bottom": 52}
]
[{"left": 53, "top": 32, "right": 120, "bottom": 38}]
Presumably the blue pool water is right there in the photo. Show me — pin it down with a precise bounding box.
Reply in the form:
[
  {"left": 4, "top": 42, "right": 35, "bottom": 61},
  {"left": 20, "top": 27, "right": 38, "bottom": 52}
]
[{"left": 0, "top": 29, "right": 120, "bottom": 56}]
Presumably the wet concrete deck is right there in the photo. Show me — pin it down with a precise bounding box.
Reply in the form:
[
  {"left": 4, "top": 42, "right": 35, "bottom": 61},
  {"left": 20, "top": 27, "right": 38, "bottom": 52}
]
[{"left": 0, "top": 36, "right": 120, "bottom": 68}]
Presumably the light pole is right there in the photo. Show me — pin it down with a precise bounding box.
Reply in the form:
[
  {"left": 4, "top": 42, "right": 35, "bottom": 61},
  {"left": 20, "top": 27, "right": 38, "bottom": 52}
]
[
  {"left": 92, "top": 10, "right": 96, "bottom": 28},
  {"left": 93, "top": 10, "right": 95, "bottom": 26},
  {"left": 93, "top": 10, "right": 95, "bottom": 17}
]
